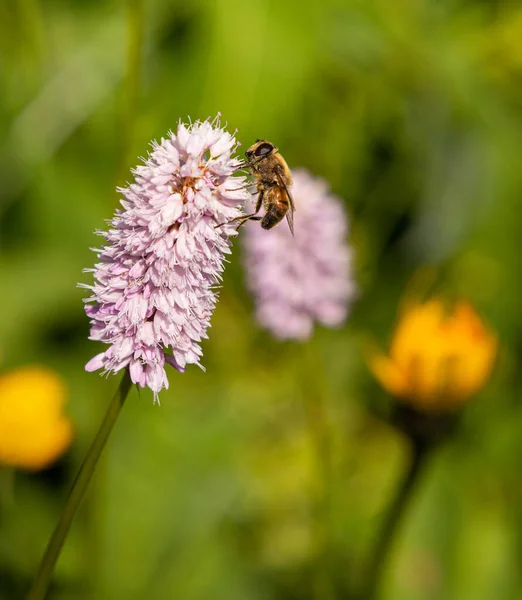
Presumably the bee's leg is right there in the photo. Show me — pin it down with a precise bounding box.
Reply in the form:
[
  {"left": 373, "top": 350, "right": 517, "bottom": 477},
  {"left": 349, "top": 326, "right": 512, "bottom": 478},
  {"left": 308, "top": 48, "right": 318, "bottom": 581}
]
[
  {"left": 217, "top": 190, "right": 264, "bottom": 224},
  {"left": 233, "top": 154, "right": 267, "bottom": 173},
  {"left": 216, "top": 213, "right": 260, "bottom": 230},
  {"left": 235, "top": 215, "right": 261, "bottom": 230},
  {"left": 224, "top": 183, "right": 256, "bottom": 192},
  {"left": 233, "top": 160, "right": 251, "bottom": 173},
  {"left": 253, "top": 188, "right": 264, "bottom": 214},
  {"left": 215, "top": 190, "right": 264, "bottom": 230}
]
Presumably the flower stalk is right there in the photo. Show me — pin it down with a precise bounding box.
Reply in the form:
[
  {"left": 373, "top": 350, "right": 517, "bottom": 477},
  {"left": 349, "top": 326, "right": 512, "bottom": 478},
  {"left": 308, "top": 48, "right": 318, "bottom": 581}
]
[
  {"left": 361, "top": 436, "right": 431, "bottom": 600},
  {"left": 0, "top": 468, "right": 15, "bottom": 515},
  {"left": 27, "top": 369, "right": 133, "bottom": 600}
]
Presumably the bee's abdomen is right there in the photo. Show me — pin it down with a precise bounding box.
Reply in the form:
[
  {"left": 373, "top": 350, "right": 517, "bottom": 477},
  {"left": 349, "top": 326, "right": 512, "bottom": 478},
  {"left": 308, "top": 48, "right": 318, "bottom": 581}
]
[{"left": 261, "top": 204, "right": 286, "bottom": 230}]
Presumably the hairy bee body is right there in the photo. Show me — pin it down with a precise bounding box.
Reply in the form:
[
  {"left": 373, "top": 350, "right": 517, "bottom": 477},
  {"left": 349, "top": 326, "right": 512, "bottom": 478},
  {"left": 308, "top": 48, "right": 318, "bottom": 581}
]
[
  {"left": 260, "top": 186, "right": 290, "bottom": 231},
  {"left": 250, "top": 144, "right": 293, "bottom": 189},
  {"left": 231, "top": 140, "right": 295, "bottom": 235}
]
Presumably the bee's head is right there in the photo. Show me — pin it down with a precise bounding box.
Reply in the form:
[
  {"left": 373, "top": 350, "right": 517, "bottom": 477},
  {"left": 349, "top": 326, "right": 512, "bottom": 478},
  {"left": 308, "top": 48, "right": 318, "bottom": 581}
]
[{"left": 246, "top": 140, "right": 276, "bottom": 160}]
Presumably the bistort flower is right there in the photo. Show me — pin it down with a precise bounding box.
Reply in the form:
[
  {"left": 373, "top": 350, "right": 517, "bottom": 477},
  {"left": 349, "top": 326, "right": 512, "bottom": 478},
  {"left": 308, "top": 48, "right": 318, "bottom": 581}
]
[
  {"left": 242, "top": 168, "right": 356, "bottom": 340},
  {"left": 0, "top": 366, "right": 73, "bottom": 470},
  {"left": 367, "top": 298, "right": 497, "bottom": 412},
  {"left": 82, "top": 117, "right": 250, "bottom": 400}
]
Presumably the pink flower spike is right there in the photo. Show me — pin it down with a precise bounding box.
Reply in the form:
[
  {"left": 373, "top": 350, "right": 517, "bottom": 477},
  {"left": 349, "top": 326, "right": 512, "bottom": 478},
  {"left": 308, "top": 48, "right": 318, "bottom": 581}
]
[
  {"left": 82, "top": 116, "right": 250, "bottom": 401},
  {"left": 242, "top": 168, "right": 357, "bottom": 341}
]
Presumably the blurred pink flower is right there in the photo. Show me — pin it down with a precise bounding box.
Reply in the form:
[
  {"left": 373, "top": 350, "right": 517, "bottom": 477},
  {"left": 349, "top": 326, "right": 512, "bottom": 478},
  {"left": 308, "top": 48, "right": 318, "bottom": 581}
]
[
  {"left": 242, "top": 168, "right": 356, "bottom": 341},
  {"left": 81, "top": 117, "right": 249, "bottom": 401}
]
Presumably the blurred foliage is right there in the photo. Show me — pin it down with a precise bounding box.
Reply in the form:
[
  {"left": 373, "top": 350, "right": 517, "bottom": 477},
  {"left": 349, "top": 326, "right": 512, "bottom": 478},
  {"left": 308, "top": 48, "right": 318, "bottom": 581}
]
[{"left": 1, "top": 0, "right": 522, "bottom": 599}]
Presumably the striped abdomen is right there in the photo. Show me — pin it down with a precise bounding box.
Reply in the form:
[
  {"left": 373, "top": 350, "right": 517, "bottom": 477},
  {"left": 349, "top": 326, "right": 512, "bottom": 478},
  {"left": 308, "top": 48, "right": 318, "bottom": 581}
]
[{"left": 261, "top": 187, "right": 289, "bottom": 230}]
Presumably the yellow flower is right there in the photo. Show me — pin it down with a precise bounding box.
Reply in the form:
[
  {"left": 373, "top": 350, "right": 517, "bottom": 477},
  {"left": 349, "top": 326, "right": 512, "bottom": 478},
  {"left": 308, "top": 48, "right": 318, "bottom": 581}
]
[
  {"left": 0, "top": 366, "right": 73, "bottom": 470},
  {"left": 368, "top": 299, "right": 497, "bottom": 412}
]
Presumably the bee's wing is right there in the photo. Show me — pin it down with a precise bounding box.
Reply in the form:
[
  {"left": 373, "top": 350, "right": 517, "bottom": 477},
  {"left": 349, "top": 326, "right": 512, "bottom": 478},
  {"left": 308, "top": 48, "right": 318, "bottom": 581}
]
[
  {"left": 285, "top": 205, "right": 295, "bottom": 236},
  {"left": 275, "top": 168, "right": 295, "bottom": 236}
]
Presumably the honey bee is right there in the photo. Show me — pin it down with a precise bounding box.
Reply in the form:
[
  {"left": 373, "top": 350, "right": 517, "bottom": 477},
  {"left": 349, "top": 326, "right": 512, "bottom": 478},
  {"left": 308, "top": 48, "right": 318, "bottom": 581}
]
[{"left": 230, "top": 140, "right": 295, "bottom": 235}]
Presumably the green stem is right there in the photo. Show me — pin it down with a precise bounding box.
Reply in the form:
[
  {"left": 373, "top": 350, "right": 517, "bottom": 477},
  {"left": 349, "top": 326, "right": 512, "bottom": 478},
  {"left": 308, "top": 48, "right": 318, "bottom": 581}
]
[
  {"left": 362, "top": 438, "right": 430, "bottom": 600},
  {"left": 0, "top": 468, "right": 15, "bottom": 518},
  {"left": 27, "top": 369, "right": 133, "bottom": 600}
]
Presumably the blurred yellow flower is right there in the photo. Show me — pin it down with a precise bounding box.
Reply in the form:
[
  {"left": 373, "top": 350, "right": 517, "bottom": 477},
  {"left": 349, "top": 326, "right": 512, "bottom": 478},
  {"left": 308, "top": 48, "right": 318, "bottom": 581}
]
[
  {"left": 0, "top": 366, "right": 73, "bottom": 470},
  {"left": 368, "top": 299, "right": 497, "bottom": 412}
]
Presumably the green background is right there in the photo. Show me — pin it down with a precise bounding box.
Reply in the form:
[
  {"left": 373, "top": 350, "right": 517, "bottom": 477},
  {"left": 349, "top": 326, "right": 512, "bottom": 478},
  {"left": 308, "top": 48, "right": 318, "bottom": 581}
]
[{"left": 1, "top": 0, "right": 521, "bottom": 598}]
